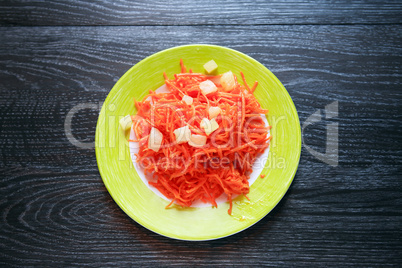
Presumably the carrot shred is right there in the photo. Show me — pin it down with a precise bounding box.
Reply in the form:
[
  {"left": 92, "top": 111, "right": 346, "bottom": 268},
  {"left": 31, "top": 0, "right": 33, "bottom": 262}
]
[
  {"left": 165, "top": 199, "right": 175, "bottom": 209},
  {"left": 250, "top": 81, "right": 259, "bottom": 93},
  {"left": 130, "top": 60, "right": 270, "bottom": 215},
  {"left": 180, "top": 58, "right": 186, "bottom": 73},
  {"left": 240, "top": 71, "right": 250, "bottom": 92}
]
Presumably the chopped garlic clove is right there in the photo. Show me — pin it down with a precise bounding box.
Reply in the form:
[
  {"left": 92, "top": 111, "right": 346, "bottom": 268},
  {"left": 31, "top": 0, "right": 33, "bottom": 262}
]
[
  {"left": 173, "top": 125, "right": 191, "bottom": 144},
  {"left": 203, "top": 60, "right": 218, "bottom": 74},
  {"left": 220, "top": 71, "right": 235, "bottom": 91},
  {"left": 199, "top": 80, "right": 217, "bottom": 95},
  {"left": 188, "top": 134, "right": 207, "bottom": 148},
  {"left": 148, "top": 127, "right": 163, "bottom": 152},
  {"left": 210, "top": 118, "right": 219, "bottom": 132},
  {"left": 200, "top": 118, "right": 219, "bottom": 135},
  {"left": 208, "top": 106, "right": 221, "bottom": 119},
  {"left": 200, "top": 118, "right": 208, "bottom": 129},
  {"left": 119, "top": 115, "right": 132, "bottom": 131},
  {"left": 182, "top": 95, "right": 193, "bottom": 105}
]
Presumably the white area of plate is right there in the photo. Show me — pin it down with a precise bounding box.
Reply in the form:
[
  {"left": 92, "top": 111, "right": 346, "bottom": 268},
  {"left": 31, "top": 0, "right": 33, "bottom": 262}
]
[{"left": 129, "top": 84, "right": 270, "bottom": 208}]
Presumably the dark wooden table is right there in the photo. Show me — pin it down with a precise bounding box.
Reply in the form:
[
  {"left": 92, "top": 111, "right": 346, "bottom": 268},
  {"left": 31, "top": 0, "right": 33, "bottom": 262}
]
[{"left": 1, "top": 1, "right": 401, "bottom": 266}]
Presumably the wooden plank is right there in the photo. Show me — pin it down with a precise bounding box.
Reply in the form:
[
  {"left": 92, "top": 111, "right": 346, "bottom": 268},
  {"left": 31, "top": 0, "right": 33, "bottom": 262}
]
[
  {"left": 1, "top": 0, "right": 402, "bottom": 26},
  {"left": 0, "top": 25, "right": 401, "bottom": 266}
]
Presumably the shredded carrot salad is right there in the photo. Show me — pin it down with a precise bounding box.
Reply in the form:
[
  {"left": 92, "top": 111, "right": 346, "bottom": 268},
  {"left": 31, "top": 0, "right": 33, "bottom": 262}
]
[{"left": 131, "top": 60, "right": 271, "bottom": 215}]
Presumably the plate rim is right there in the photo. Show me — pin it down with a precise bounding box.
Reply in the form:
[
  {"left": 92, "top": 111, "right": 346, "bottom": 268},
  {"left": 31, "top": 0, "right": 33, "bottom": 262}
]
[{"left": 95, "top": 44, "right": 301, "bottom": 241}]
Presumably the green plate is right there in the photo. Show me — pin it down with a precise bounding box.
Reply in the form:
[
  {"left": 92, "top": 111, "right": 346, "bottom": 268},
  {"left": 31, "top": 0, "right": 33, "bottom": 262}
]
[{"left": 95, "top": 44, "right": 301, "bottom": 241}]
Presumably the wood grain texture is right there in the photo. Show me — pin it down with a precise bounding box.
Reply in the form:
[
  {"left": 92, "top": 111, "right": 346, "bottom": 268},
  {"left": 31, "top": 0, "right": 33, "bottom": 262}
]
[
  {"left": 1, "top": 0, "right": 402, "bottom": 26},
  {"left": 0, "top": 25, "right": 401, "bottom": 266}
]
